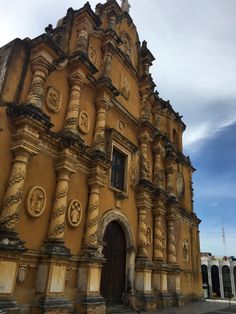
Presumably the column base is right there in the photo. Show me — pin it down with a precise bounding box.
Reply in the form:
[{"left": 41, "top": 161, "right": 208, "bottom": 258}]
[
  {"left": 33, "top": 296, "right": 71, "bottom": 314},
  {"left": 0, "top": 298, "right": 19, "bottom": 313},
  {"left": 42, "top": 239, "right": 71, "bottom": 257},
  {"left": 76, "top": 296, "right": 106, "bottom": 314},
  {"left": 0, "top": 229, "right": 25, "bottom": 251},
  {"left": 135, "top": 293, "right": 156, "bottom": 311},
  {"left": 173, "top": 293, "right": 185, "bottom": 307},
  {"left": 158, "top": 292, "right": 173, "bottom": 308}
]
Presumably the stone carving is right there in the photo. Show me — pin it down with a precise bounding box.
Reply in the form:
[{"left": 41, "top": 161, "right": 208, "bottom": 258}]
[
  {"left": 117, "top": 119, "right": 126, "bottom": 135},
  {"left": 89, "top": 46, "right": 97, "bottom": 66},
  {"left": 45, "top": 86, "right": 62, "bottom": 113},
  {"left": 17, "top": 265, "right": 28, "bottom": 284},
  {"left": 27, "top": 186, "right": 46, "bottom": 218},
  {"left": 120, "top": 74, "right": 129, "bottom": 99},
  {"left": 140, "top": 157, "right": 151, "bottom": 179},
  {"left": 176, "top": 171, "right": 184, "bottom": 198},
  {"left": 68, "top": 199, "right": 82, "bottom": 227},
  {"left": 78, "top": 110, "right": 90, "bottom": 134},
  {"left": 167, "top": 218, "right": 177, "bottom": 263},
  {"left": 130, "top": 152, "right": 139, "bottom": 187},
  {"left": 120, "top": 33, "right": 132, "bottom": 61}
]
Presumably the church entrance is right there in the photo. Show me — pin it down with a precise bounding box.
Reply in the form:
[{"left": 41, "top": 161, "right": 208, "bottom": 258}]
[{"left": 101, "top": 221, "right": 126, "bottom": 305}]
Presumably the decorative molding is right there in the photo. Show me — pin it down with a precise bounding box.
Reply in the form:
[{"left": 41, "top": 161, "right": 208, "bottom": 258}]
[
  {"left": 45, "top": 86, "right": 62, "bottom": 113},
  {"left": 67, "top": 199, "right": 82, "bottom": 227},
  {"left": 26, "top": 186, "right": 46, "bottom": 218}
]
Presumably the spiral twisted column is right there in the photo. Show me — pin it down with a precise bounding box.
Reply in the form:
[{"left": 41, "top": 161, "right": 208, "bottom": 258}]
[
  {"left": 166, "top": 206, "right": 177, "bottom": 264},
  {"left": 27, "top": 56, "right": 54, "bottom": 109},
  {"left": 64, "top": 73, "right": 88, "bottom": 133},
  {"left": 47, "top": 170, "right": 70, "bottom": 240},
  {"left": 0, "top": 150, "right": 31, "bottom": 230},
  {"left": 93, "top": 97, "right": 112, "bottom": 152},
  {"left": 152, "top": 139, "right": 165, "bottom": 190}
]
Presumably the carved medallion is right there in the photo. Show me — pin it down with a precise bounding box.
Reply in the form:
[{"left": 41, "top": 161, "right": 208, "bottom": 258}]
[
  {"left": 26, "top": 186, "right": 46, "bottom": 217},
  {"left": 89, "top": 46, "right": 97, "bottom": 66},
  {"left": 176, "top": 172, "right": 185, "bottom": 197},
  {"left": 120, "top": 74, "right": 129, "bottom": 99},
  {"left": 45, "top": 86, "right": 62, "bottom": 113},
  {"left": 78, "top": 110, "right": 90, "bottom": 134},
  {"left": 67, "top": 199, "right": 82, "bottom": 227},
  {"left": 117, "top": 119, "right": 126, "bottom": 135}
]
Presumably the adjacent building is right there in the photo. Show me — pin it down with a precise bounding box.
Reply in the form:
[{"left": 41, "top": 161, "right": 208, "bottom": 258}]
[
  {"left": 0, "top": 0, "right": 202, "bottom": 313},
  {"left": 201, "top": 253, "right": 236, "bottom": 300}
]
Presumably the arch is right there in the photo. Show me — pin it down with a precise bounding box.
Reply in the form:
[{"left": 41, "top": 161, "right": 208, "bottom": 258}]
[
  {"left": 222, "top": 265, "right": 232, "bottom": 298},
  {"left": 98, "top": 210, "right": 136, "bottom": 293},
  {"left": 211, "top": 265, "right": 220, "bottom": 298},
  {"left": 98, "top": 209, "right": 135, "bottom": 249}
]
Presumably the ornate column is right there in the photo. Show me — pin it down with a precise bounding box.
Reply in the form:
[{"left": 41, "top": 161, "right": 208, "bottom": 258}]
[
  {"left": 76, "top": 29, "right": 89, "bottom": 54},
  {"left": 63, "top": 72, "right": 88, "bottom": 134},
  {"left": 93, "top": 95, "right": 112, "bottom": 152},
  {"left": 153, "top": 195, "right": 166, "bottom": 262},
  {"left": 165, "top": 154, "right": 176, "bottom": 197},
  {"left": 102, "top": 45, "right": 113, "bottom": 78},
  {"left": 153, "top": 138, "right": 165, "bottom": 190},
  {"left": 139, "top": 133, "right": 152, "bottom": 181},
  {"left": 27, "top": 56, "right": 54, "bottom": 109},
  {"left": 83, "top": 183, "right": 100, "bottom": 248},
  {"left": 166, "top": 211, "right": 177, "bottom": 265},
  {"left": 140, "top": 92, "right": 151, "bottom": 121},
  {"left": 46, "top": 167, "right": 72, "bottom": 252}
]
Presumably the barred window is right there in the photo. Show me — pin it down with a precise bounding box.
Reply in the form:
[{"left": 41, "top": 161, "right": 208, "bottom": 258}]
[{"left": 111, "top": 149, "right": 126, "bottom": 191}]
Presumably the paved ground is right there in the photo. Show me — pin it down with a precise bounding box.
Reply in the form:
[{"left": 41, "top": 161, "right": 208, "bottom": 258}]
[{"left": 125, "top": 300, "right": 236, "bottom": 314}]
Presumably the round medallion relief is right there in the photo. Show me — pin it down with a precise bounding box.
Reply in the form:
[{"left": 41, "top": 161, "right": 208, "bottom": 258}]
[
  {"left": 176, "top": 172, "right": 184, "bottom": 197},
  {"left": 26, "top": 186, "right": 46, "bottom": 217},
  {"left": 78, "top": 110, "right": 90, "bottom": 134},
  {"left": 67, "top": 199, "right": 82, "bottom": 227},
  {"left": 45, "top": 86, "right": 62, "bottom": 113}
]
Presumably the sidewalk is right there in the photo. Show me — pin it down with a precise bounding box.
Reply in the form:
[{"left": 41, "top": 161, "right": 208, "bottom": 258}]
[{"left": 125, "top": 300, "right": 236, "bottom": 314}]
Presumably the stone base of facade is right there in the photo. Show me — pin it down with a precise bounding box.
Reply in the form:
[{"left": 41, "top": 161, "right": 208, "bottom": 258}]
[
  {"left": 0, "top": 298, "right": 20, "bottom": 313},
  {"left": 173, "top": 293, "right": 185, "bottom": 307},
  {"left": 76, "top": 296, "right": 106, "bottom": 314},
  {"left": 32, "top": 296, "right": 71, "bottom": 314},
  {"left": 135, "top": 293, "right": 156, "bottom": 312}
]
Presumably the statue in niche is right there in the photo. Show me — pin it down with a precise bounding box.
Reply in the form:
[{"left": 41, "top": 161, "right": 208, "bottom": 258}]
[
  {"left": 121, "top": 0, "right": 131, "bottom": 13},
  {"left": 120, "top": 33, "right": 132, "bottom": 62}
]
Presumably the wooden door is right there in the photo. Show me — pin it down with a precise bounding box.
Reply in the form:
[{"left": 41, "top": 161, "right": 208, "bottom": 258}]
[{"left": 100, "top": 221, "right": 126, "bottom": 304}]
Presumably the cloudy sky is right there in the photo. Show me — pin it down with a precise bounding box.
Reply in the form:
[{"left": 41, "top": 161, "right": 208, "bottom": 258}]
[{"left": 1, "top": 0, "right": 236, "bottom": 256}]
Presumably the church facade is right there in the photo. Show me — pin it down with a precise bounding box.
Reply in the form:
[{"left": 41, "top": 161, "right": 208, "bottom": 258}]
[{"left": 0, "top": 1, "right": 202, "bottom": 313}]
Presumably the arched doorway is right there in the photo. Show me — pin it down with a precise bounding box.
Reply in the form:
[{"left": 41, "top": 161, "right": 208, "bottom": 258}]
[
  {"left": 211, "top": 265, "right": 220, "bottom": 298},
  {"left": 100, "top": 221, "right": 126, "bottom": 305},
  {"left": 222, "top": 265, "right": 232, "bottom": 298}
]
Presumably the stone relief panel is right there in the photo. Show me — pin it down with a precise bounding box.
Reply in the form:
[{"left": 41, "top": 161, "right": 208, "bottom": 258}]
[
  {"left": 26, "top": 186, "right": 46, "bottom": 217},
  {"left": 67, "top": 199, "right": 82, "bottom": 227},
  {"left": 88, "top": 46, "right": 97, "bottom": 66},
  {"left": 120, "top": 74, "right": 129, "bottom": 99},
  {"left": 119, "top": 32, "right": 133, "bottom": 62},
  {"left": 78, "top": 110, "right": 90, "bottom": 134},
  {"left": 45, "top": 86, "right": 62, "bottom": 113}
]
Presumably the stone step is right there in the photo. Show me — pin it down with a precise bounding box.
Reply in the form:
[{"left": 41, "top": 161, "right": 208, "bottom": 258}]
[{"left": 106, "top": 304, "right": 137, "bottom": 314}]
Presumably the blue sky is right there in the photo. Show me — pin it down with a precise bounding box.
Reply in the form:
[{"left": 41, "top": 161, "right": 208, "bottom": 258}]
[{"left": 0, "top": 0, "right": 236, "bottom": 256}]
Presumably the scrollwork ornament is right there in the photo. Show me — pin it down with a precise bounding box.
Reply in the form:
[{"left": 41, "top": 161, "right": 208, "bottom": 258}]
[
  {"left": 45, "top": 86, "right": 62, "bottom": 113},
  {"left": 67, "top": 199, "right": 82, "bottom": 227},
  {"left": 26, "top": 186, "right": 46, "bottom": 217}
]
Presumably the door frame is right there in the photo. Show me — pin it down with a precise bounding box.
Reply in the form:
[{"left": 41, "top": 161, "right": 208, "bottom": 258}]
[{"left": 98, "top": 210, "right": 136, "bottom": 293}]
